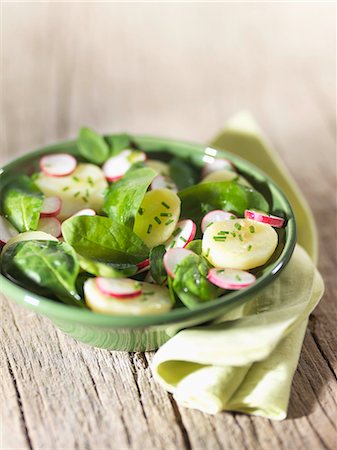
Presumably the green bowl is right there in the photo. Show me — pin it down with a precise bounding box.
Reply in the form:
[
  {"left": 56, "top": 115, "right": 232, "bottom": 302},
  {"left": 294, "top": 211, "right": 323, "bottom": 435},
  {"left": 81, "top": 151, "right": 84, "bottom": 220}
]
[{"left": 0, "top": 135, "right": 296, "bottom": 351}]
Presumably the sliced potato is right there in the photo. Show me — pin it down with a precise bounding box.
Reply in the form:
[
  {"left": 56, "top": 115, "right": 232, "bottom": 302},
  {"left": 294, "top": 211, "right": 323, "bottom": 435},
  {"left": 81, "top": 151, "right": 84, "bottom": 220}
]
[
  {"left": 146, "top": 159, "right": 170, "bottom": 176},
  {"left": 202, "top": 218, "right": 278, "bottom": 270},
  {"left": 1, "top": 231, "right": 58, "bottom": 255},
  {"left": 84, "top": 279, "right": 172, "bottom": 315},
  {"left": 133, "top": 188, "right": 181, "bottom": 248},
  {"left": 202, "top": 169, "right": 251, "bottom": 187},
  {"left": 35, "top": 163, "right": 108, "bottom": 220}
]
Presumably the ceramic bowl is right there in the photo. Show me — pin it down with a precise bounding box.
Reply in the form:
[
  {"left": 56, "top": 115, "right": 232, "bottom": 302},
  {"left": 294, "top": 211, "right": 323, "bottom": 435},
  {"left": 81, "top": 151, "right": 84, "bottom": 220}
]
[{"left": 0, "top": 135, "right": 296, "bottom": 351}]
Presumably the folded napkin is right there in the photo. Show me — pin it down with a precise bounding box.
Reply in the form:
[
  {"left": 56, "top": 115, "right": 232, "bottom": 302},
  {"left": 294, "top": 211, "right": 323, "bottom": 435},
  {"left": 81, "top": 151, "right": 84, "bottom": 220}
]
[{"left": 151, "top": 112, "right": 324, "bottom": 420}]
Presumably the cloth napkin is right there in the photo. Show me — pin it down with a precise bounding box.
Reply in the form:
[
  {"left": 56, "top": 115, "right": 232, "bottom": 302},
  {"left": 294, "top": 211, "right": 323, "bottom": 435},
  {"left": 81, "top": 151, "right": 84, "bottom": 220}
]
[{"left": 151, "top": 112, "right": 324, "bottom": 420}]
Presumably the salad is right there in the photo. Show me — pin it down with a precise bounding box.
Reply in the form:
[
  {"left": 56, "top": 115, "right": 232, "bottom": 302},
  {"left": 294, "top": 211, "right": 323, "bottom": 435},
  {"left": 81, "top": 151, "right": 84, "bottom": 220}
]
[{"left": 0, "top": 128, "right": 286, "bottom": 316}]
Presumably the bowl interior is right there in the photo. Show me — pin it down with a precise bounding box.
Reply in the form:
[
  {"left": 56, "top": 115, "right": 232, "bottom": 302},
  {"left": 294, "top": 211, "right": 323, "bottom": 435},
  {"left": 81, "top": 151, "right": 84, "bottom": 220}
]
[{"left": 0, "top": 135, "right": 296, "bottom": 328}]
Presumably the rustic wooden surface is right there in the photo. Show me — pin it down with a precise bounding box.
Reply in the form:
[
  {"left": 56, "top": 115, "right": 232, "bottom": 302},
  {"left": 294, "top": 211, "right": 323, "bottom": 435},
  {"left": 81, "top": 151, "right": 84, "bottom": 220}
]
[{"left": 1, "top": 3, "right": 336, "bottom": 450}]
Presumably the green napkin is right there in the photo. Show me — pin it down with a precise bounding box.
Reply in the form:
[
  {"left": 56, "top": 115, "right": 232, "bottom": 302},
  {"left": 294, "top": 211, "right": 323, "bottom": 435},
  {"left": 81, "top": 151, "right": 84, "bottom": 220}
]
[{"left": 151, "top": 112, "right": 324, "bottom": 420}]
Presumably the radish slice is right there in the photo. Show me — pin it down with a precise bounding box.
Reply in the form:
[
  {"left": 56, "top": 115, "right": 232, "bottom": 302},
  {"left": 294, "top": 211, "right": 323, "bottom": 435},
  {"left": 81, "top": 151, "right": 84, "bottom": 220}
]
[
  {"left": 0, "top": 216, "right": 18, "bottom": 244},
  {"left": 201, "top": 210, "right": 236, "bottom": 233},
  {"left": 40, "top": 196, "right": 62, "bottom": 217},
  {"left": 37, "top": 217, "right": 62, "bottom": 238},
  {"left": 103, "top": 150, "right": 146, "bottom": 182},
  {"left": 208, "top": 268, "right": 256, "bottom": 290},
  {"left": 151, "top": 175, "right": 178, "bottom": 193},
  {"left": 165, "top": 219, "right": 196, "bottom": 249},
  {"left": 137, "top": 258, "right": 150, "bottom": 274},
  {"left": 245, "top": 210, "right": 285, "bottom": 228},
  {"left": 163, "top": 248, "right": 194, "bottom": 278},
  {"left": 40, "top": 154, "right": 77, "bottom": 177},
  {"left": 72, "top": 208, "right": 96, "bottom": 217},
  {"left": 96, "top": 277, "right": 142, "bottom": 299},
  {"left": 202, "top": 158, "right": 235, "bottom": 178}
]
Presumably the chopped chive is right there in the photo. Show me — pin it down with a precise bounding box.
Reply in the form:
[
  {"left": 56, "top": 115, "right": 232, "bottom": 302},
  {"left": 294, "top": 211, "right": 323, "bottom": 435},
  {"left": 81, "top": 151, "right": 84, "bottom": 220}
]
[
  {"left": 62, "top": 186, "right": 70, "bottom": 192},
  {"left": 161, "top": 201, "right": 170, "bottom": 209},
  {"left": 147, "top": 224, "right": 152, "bottom": 234},
  {"left": 134, "top": 282, "right": 141, "bottom": 289},
  {"left": 180, "top": 236, "right": 187, "bottom": 242},
  {"left": 165, "top": 219, "right": 174, "bottom": 225},
  {"left": 143, "top": 291, "right": 155, "bottom": 296},
  {"left": 73, "top": 176, "right": 80, "bottom": 182},
  {"left": 74, "top": 191, "right": 81, "bottom": 198},
  {"left": 236, "top": 274, "right": 242, "bottom": 281},
  {"left": 85, "top": 189, "right": 90, "bottom": 197},
  {"left": 249, "top": 225, "right": 255, "bottom": 233},
  {"left": 213, "top": 236, "right": 227, "bottom": 241},
  {"left": 206, "top": 222, "right": 214, "bottom": 228},
  {"left": 160, "top": 212, "right": 172, "bottom": 217},
  {"left": 87, "top": 176, "right": 94, "bottom": 186},
  {"left": 82, "top": 196, "right": 88, "bottom": 203},
  {"left": 216, "top": 269, "right": 224, "bottom": 274},
  {"left": 247, "top": 245, "right": 253, "bottom": 251},
  {"left": 138, "top": 207, "right": 144, "bottom": 215},
  {"left": 172, "top": 227, "right": 182, "bottom": 237},
  {"left": 170, "top": 240, "right": 176, "bottom": 248},
  {"left": 205, "top": 248, "right": 210, "bottom": 257},
  {"left": 154, "top": 216, "right": 162, "bottom": 224},
  {"left": 217, "top": 231, "right": 229, "bottom": 235},
  {"left": 234, "top": 223, "right": 242, "bottom": 230},
  {"left": 238, "top": 234, "right": 243, "bottom": 241},
  {"left": 230, "top": 215, "right": 236, "bottom": 220},
  {"left": 231, "top": 232, "right": 236, "bottom": 237}
]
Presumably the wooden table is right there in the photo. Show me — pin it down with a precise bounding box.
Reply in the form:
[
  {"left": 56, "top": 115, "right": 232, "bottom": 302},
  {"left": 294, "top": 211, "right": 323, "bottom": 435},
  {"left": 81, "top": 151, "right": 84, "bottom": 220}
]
[{"left": 1, "top": 3, "right": 336, "bottom": 449}]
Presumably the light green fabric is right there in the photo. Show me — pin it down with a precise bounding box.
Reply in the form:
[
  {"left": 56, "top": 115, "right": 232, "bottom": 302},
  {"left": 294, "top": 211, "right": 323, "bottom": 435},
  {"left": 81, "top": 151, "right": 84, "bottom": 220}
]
[{"left": 151, "top": 112, "right": 324, "bottom": 420}]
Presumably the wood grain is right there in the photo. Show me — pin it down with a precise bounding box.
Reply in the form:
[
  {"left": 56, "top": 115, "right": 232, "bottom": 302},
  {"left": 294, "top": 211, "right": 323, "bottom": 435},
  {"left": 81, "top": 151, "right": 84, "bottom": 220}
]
[{"left": 1, "top": 3, "right": 336, "bottom": 450}]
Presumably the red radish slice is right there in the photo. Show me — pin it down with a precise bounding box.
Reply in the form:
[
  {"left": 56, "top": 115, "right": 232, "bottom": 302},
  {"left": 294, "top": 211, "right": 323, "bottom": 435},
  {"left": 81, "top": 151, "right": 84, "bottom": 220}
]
[
  {"left": 0, "top": 216, "right": 18, "bottom": 244},
  {"left": 208, "top": 268, "right": 256, "bottom": 290},
  {"left": 163, "top": 248, "right": 194, "bottom": 278},
  {"left": 201, "top": 210, "right": 237, "bottom": 233},
  {"left": 40, "top": 153, "right": 77, "bottom": 177},
  {"left": 40, "top": 196, "right": 62, "bottom": 217},
  {"left": 103, "top": 150, "right": 146, "bottom": 182},
  {"left": 137, "top": 258, "right": 150, "bottom": 273},
  {"left": 245, "top": 210, "right": 285, "bottom": 228},
  {"left": 96, "top": 277, "right": 143, "bottom": 299},
  {"left": 165, "top": 220, "right": 196, "bottom": 249},
  {"left": 202, "top": 158, "right": 235, "bottom": 178},
  {"left": 151, "top": 175, "right": 178, "bottom": 193},
  {"left": 37, "top": 217, "right": 62, "bottom": 238},
  {"left": 72, "top": 208, "right": 96, "bottom": 217}
]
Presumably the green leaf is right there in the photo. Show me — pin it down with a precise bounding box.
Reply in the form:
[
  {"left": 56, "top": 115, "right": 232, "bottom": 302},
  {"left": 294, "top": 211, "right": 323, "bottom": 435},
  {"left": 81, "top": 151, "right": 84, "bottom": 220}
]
[
  {"left": 178, "top": 181, "right": 269, "bottom": 227},
  {"left": 169, "top": 157, "right": 199, "bottom": 190},
  {"left": 185, "top": 239, "right": 203, "bottom": 255},
  {"left": 103, "top": 167, "right": 157, "bottom": 228},
  {"left": 172, "top": 253, "right": 220, "bottom": 309},
  {"left": 149, "top": 245, "right": 167, "bottom": 285},
  {"left": 105, "top": 133, "right": 131, "bottom": 156},
  {"left": 77, "top": 127, "right": 109, "bottom": 164},
  {"left": 78, "top": 255, "right": 137, "bottom": 278},
  {"left": 62, "top": 215, "right": 149, "bottom": 265},
  {"left": 1, "top": 240, "right": 83, "bottom": 307},
  {"left": 1, "top": 176, "right": 44, "bottom": 232}
]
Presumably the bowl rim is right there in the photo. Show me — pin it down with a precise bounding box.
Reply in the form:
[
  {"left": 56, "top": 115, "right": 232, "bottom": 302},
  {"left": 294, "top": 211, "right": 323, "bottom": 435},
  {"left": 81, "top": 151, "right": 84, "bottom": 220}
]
[{"left": 0, "top": 134, "right": 296, "bottom": 328}]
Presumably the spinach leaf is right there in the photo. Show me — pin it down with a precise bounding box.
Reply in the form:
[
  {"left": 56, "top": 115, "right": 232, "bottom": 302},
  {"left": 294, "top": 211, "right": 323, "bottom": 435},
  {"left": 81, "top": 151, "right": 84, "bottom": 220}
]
[
  {"left": 185, "top": 239, "right": 202, "bottom": 255},
  {"left": 105, "top": 133, "right": 131, "bottom": 156},
  {"left": 62, "top": 215, "right": 149, "bottom": 265},
  {"left": 169, "top": 157, "right": 199, "bottom": 190},
  {"left": 103, "top": 167, "right": 156, "bottom": 228},
  {"left": 172, "top": 253, "right": 221, "bottom": 309},
  {"left": 178, "top": 181, "right": 269, "bottom": 226},
  {"left": 78, "top": 255, "right": 137, "bottom": 278},
  {"left": 1, "top": 176, "right": 44, "bottom": 232},
  {"left": 149, "top": 245, "right": 167, "bottom": 285},
  {"left": 77, "top": 127, "right": 109, "bottom": 164},
  {"left": 1, "top": 240, "right": 83, "bottom": 307}
]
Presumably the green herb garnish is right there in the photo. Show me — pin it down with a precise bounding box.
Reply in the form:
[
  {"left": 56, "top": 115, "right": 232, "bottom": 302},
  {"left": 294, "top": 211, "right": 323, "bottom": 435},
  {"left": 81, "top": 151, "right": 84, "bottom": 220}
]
[
  {"left": 165, "top": 219, "right": 174, "bottom": 225},
  {"left": 161, "top": 201, "right": 170, "bottom": 209},
  {"left": 234, "top": 223, "right": 242, "bottom": 230},
  {"left": 147, "top": 224, "right": 152, "bottom": 234},
  {"left": 249, "top": 225, "right": 255, "bottom": 233},
  {"left": 154, "top": 216, "right": 162, "bottom": 224},
  {"left": 172, "top": 227, "right": 182, "bottom": 237}
]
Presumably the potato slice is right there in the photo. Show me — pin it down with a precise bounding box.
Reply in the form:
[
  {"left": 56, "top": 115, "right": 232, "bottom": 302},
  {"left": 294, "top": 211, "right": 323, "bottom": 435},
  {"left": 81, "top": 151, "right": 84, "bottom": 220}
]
[
  {"left": 35, "top": 163, "right": 108, "bottom": 220},
  {"left": 84, "top": 278, "right": 172, "bottom": 315},
  {"left": 133, "top": 189, "right": 181, "bottom": 248},
  {"left": 202, "top": 218, "right": 278, "bottom": 270},
  {"left": 202, "top": 169, "right": 251, "bottom": 187}
]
